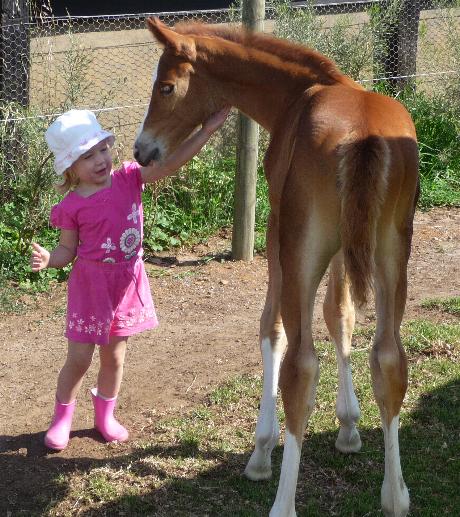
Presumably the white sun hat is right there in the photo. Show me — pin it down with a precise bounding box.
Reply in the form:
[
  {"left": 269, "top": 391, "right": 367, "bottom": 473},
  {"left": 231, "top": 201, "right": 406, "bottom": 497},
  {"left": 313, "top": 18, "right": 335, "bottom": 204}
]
[{"left": 45, "top": 109, "right": 115, "bottom": 175}]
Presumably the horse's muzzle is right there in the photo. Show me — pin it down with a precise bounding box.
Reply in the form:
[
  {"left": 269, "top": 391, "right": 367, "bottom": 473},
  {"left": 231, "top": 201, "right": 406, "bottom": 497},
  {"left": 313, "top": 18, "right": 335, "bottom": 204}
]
[{"left": 133, "top": 144, "right": 160, "bottom": 166}]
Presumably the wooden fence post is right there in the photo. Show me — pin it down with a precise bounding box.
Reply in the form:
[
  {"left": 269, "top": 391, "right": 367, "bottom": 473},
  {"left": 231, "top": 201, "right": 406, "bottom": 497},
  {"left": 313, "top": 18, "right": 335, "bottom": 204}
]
[
  {"left": 0, "top": 0, "right": 30, "bottom": 105},
  {"left": 372, "top": 0, "right": 421, "bottom": 93},
  {"left": 232, "top": 0, "right": 265, "bottom": 261}
]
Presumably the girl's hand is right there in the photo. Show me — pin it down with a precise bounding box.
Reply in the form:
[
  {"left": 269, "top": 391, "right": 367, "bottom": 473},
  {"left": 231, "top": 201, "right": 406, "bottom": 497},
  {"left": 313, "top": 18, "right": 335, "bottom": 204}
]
[
  {"left": 31, "top": 242, "right": 51, "bottom": 272},
  {"left": 202, "top": 106, "right": 231, "bottom": 135}
]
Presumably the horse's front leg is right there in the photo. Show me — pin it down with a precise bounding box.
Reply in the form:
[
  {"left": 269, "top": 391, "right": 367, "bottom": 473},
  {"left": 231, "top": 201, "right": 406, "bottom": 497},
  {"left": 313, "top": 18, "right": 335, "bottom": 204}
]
[{"left": 245, "top": 212, "right": 286, "bottom": 481}]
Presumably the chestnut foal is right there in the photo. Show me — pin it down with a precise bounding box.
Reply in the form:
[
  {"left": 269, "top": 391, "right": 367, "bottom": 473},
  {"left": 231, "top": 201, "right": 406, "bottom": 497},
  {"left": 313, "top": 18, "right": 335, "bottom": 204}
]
[{"left": 135, "top": 18, "right": 419, "bottom": 517}]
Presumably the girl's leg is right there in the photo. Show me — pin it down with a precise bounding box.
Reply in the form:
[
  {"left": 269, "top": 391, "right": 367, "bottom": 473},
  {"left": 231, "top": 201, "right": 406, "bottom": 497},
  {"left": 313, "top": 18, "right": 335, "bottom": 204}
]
[
  {"left": 56, "top": 340, "right": 95, "bottom": 403},
  {"left": 45, "top": 340, "right": 94, "bottom": 450},
  {"left": 92, "top": 336, "right": 129, "bottom": 442},
  {"left": 96, "top": 336, "right": 128, "bottom": 398}
]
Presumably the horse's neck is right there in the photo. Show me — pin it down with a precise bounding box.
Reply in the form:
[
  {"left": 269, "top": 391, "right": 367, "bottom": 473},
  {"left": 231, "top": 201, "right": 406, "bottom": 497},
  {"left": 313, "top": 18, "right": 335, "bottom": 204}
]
[{"left": 196, "top": 40, "right": 336, "bottom": 132}]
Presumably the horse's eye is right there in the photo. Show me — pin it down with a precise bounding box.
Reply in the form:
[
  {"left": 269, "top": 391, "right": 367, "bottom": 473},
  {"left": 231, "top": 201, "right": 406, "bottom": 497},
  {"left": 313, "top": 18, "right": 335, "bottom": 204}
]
[{"left": 160, "top": 83, "right": 174, "bottom": 96}]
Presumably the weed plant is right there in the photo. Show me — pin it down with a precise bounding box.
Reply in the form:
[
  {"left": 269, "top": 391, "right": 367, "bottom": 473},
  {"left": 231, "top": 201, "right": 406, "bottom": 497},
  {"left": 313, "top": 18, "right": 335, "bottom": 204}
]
[
  {"left": 142, "top": 150, "right": 236, "bottom": 251},
  {"left": 0, "top": 103, "right": 65, "bottom": 291}
]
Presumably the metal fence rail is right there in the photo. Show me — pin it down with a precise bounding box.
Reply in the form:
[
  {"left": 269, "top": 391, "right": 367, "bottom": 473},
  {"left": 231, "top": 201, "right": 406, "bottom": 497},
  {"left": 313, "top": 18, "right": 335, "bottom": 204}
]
[{"left": 0, "top": 2, "right": 459, "bottom": 155}]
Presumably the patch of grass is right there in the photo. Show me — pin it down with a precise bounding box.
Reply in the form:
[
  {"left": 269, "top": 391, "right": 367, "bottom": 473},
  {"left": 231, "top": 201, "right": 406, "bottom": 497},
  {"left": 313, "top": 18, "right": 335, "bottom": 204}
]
[
  {"left": 39, "top": 317, "right": 459, "bottom": 516},
  {"left": 353, "top": 318, "right": 460, "bottom": 358},
  {"left": 0, "top": 280, "right": 25, "bottom": 314},
  {"left": 83, "top": 469, "right": 119, "bottom": 503},
  {"left": 401, "top": 90, "right": 460, "bottom": 209},
  {"left": 146, "top": 267, "right": 199, "bottom": 280},
  {"left": 208, "top": 374, "right": 262, "bottom": 407},
  {"left": 421, "top": 296, "right": 460, "bottom": 316},
  {"left": 402, "top": 319, "right": 460, "bottom": 356}
]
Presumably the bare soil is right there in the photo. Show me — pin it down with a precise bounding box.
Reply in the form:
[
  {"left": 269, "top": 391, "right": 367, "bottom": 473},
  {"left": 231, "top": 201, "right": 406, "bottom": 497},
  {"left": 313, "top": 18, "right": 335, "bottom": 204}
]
[{"left": 0, "top": 207, "right": 459, "bottom": 514}]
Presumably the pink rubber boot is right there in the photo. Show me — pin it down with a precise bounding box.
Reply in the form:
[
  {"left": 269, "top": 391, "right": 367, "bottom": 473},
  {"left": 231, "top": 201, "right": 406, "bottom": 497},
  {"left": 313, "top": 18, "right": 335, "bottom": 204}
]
[
  {"left": 91, "top": 388, "right": 129, "bottom": 442},
  {"left": 44, "top": 399, "right": 76, "bottom": 450}
]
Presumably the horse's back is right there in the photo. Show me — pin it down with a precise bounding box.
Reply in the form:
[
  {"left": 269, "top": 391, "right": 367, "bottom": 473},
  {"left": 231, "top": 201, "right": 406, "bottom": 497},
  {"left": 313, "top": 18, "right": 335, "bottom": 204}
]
[
  {"left": 277, "top": 82, "right": 419, "bottom": 302},
  {"left": 289, "top": 83, "right": 418, "bottom": 212}
]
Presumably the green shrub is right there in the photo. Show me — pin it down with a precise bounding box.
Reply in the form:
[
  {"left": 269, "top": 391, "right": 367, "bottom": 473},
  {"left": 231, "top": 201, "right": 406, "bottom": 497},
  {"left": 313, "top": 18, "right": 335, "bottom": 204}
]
[
  {"left": 0, "top": 103, "right": 66, "bottom": 290},
  {"left": 143, "top": 150, "right": 236, "bottom": 252},
  {"left": 272, "top": 0, "right": 374, "bottom": 81},
  {"left": 402, "top": 90, "right": 460, "bottom": 209}
]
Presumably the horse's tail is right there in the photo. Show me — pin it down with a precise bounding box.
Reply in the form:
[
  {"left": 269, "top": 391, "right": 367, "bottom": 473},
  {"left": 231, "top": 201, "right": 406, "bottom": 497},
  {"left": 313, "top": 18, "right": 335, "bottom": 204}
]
[{"left": 338, "top": 135, "right": 390, "bottom": 308}]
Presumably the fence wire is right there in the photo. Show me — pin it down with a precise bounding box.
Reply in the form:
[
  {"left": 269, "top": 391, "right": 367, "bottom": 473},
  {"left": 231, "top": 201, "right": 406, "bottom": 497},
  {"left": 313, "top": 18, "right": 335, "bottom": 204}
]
[{"left": 1, "top": 2, "right": 459, "bottom": 155}]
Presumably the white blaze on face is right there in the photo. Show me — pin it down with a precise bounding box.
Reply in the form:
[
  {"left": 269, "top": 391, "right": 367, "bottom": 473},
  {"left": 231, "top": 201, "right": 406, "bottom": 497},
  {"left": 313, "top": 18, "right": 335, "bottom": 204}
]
[{"left": 136, "top": 62, "right": 159, "bottom": 140}]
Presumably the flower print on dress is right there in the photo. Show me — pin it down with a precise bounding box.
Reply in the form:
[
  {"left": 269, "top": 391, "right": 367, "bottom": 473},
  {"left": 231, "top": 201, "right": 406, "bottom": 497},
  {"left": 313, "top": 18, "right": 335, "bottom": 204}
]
[
  {"left": 127, "top": 203, "right": 140, "bottom": 224},
  {"left": 101, "top": 237, "right": 116, "bottom": 254},
  {"left": 120, "top": 227, "right": 140, "bottom": 255},
  {"left": 112, "top": 306, "right": 156, "bottom": 330},
  {"left": 102, "top": 257, "right": 116, "bottom": 263}
]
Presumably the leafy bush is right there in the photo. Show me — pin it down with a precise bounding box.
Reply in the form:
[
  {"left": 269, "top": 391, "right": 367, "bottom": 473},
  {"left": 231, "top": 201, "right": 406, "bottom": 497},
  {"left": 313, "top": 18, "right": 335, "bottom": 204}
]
[
  {"left": 143, "top": 150, "right": 236, "bottom": 252},
  {"left": 0, "top": 103, "right": 67, "bottom": 290},
  {"left": 401, "top": 90, "right": 460, "bottom": 209}
]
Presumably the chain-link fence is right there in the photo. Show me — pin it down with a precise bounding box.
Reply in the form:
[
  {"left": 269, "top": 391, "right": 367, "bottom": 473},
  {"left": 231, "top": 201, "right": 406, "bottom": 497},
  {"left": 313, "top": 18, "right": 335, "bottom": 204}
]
[{"left": 1, "top": 1, "right": 459, "bottom": 156}]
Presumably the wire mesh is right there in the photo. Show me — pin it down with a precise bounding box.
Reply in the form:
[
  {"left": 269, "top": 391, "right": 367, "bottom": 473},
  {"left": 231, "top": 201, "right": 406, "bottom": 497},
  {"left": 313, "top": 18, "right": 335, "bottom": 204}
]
[{"left": 0, "top": 1, "right": 459, "bottom": 157}]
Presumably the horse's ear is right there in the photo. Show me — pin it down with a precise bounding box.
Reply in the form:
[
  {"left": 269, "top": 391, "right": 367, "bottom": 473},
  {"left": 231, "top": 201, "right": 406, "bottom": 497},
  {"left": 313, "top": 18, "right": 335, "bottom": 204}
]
[{"left": 146, "top": 17, "right": 196, "bottom": 61}]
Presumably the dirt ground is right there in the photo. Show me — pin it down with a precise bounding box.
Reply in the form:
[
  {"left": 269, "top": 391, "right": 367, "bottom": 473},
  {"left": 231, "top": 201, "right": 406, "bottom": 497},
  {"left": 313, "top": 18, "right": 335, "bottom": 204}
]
[{"left": 0, "top": 207, "right": 459, "bottom": 513}]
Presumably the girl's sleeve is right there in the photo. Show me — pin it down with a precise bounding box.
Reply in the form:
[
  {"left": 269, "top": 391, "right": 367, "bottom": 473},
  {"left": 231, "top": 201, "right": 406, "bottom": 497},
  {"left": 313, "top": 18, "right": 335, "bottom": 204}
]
[
  {"left": 122, "top": 160, "right": 144, "bottom": 191},
  {"left": 50, "top": 202, "right": 77, "bottom": 230}
]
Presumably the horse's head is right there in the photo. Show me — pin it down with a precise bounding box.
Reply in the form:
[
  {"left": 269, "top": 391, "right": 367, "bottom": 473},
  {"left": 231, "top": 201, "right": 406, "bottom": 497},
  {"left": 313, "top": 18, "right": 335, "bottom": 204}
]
[{"left": 134, "top": 17, "right": 222, "bottom": 165}]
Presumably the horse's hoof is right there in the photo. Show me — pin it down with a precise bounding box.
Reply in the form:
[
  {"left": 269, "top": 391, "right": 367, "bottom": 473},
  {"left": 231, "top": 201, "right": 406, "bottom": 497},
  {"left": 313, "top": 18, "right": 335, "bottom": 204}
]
[
  {"left": 244, "top": 462, "right": 272, "bottom": 481},
  {"left": 335, "top": 426, "right": 362, "bottom": 453},
  {"left": 381, "top": 478, "right": 410, "bottom": 517}
]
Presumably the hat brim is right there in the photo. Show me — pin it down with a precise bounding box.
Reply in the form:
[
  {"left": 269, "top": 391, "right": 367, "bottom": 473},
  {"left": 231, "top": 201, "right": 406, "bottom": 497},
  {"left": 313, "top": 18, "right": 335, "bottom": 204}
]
[{"left": 54, "top": 130, "right": 115, "bottom": 175}]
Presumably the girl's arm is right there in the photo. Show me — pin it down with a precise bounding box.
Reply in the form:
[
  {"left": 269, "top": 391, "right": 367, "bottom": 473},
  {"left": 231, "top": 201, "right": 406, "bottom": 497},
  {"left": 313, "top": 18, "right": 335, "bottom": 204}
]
[
  {"left": 140, "top": 106, "right": 231, "bottom": 184},
  {"left": 31, "top": 229, "right": 78, "bottom": 271}
]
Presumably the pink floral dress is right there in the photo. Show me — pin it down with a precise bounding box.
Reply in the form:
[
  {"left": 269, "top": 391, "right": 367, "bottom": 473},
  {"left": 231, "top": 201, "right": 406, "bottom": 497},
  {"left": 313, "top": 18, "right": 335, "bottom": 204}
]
[{"left": 51, "top": 161, "right": 158, "bottom": 345}]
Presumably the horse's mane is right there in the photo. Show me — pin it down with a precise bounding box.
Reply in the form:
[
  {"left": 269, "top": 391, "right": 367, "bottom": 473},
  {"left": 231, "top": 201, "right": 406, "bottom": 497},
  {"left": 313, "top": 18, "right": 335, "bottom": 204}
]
[{"left": 173, "top": 21, "right": 342, "bottom": 81}]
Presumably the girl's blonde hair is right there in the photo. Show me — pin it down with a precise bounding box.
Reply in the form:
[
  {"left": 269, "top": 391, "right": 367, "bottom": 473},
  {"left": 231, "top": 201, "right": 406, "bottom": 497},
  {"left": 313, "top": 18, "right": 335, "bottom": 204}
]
[{"left": 54, "top": 167, "right": 80, "bottom": 195}]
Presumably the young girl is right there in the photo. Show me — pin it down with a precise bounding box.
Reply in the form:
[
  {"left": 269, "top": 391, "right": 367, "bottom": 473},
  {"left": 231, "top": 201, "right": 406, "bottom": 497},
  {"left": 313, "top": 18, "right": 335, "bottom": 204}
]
[{"left": 31, "top": 107, "right": 230, "bottom": 451}]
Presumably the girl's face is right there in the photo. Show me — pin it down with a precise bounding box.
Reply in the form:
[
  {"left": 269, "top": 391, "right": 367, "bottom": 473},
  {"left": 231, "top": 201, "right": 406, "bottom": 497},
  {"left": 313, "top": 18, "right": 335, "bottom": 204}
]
[{"left": 71, "top": 139, "right": 113, "bottom": 188}]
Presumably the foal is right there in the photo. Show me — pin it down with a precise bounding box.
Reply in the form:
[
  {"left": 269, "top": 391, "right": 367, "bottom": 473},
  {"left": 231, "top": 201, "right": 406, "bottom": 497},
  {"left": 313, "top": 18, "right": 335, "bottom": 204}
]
[{"left": 135, "top": 18, "right": 419, "bottom": 517}]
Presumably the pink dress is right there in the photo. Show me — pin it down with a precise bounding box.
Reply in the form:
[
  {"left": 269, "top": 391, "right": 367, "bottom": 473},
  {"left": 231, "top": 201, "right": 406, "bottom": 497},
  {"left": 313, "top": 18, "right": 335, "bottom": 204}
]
[{"left": 51, "top": 161, "right": 158, "bottom": 345}]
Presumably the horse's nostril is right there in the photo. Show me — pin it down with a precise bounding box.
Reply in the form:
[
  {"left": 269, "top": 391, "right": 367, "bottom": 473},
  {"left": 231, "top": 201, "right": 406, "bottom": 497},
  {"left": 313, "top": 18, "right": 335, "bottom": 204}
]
[
  {"left": 149, "top": 148, "right": 160, "bottom": 162},
  {"left": 133, "top": 145, "right": 160, "bottom": 166}
]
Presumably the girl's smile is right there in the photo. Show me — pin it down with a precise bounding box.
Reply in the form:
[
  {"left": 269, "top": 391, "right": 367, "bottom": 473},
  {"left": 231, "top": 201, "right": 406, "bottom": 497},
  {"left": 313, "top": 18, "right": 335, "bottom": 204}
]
[{"left": 72, "top": 139, "right": 113, "bottom": 194}]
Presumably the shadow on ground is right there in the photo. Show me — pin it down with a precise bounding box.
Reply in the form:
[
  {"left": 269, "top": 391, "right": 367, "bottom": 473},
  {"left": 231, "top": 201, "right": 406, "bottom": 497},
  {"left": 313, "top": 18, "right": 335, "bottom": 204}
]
[{"left": 1, "top": 377, "right": 458, "bottom": 516}]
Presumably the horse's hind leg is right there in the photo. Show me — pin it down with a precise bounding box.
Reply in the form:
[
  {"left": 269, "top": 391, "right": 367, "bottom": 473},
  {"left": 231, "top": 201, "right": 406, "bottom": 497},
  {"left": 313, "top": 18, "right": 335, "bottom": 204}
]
[
  {"left": 270, "top": 208, "right": 339, "bottom": 516},
  {"left": 371, "top": 220, "right": 412, "bottom": 517},
  {"left": 245, "top": 212, "right": 286, "bottom": 481},
  {"left": 323, "top": 251, "right": 362, "bottom": 453}
]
